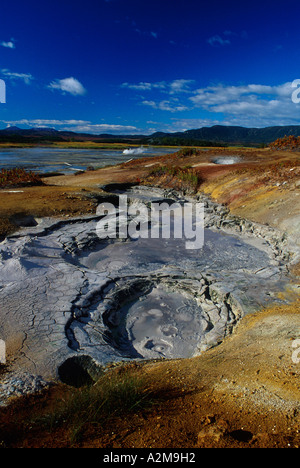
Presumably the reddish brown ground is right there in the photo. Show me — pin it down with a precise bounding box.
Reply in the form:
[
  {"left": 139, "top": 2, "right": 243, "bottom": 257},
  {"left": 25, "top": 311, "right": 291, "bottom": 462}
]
[
  {"left": 0, "top": 146, "right": 299, "bottom": 448},
  {"left": 1, "top": 146, "right": 299, "bottom": 240}
]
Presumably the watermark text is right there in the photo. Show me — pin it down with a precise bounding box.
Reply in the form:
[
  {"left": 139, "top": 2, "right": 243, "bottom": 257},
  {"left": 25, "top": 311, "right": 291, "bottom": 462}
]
[
  {"left": 96, "top": 195, "right": 204, "bottom": 250},
  {"left": 292, "top": 339, "right": 300, "bottom": 364},
  {"left": 291, "top": 79, "right": 300, "bottom": 104},
  {"left": 0, "top": 339, "right": 6, "bottom": 364},
  {"left": 0, "top": 79, "right": 6, "bottom": 103}
]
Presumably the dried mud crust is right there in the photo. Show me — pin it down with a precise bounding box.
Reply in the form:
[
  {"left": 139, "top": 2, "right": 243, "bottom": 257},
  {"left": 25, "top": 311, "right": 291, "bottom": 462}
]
[
  {"left": 0, "top": 182, "right": 295, "bottom": 384},
  {"left": 0, "top": 146, "right": 299, "bottom": 448},
  {"left": 1, "top": 300, "right": 300, "bottom": 448}
]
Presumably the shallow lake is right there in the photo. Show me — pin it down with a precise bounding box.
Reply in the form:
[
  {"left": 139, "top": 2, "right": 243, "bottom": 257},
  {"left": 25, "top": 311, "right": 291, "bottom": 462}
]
[{"left": 0, "top": 146, "right": 177, "bottom": 174}]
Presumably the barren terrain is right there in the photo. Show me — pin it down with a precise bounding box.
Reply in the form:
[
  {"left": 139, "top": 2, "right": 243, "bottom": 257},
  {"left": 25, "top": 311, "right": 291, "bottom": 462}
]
[{"left": 0, "top": 146, "right": 299, "bottom": 448}]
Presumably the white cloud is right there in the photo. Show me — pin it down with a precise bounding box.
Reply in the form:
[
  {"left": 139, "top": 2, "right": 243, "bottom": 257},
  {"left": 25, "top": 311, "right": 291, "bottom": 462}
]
[
  {"left": 0, "top": 119, "right": 142, "bottom": 134},
  {"left": 142, "top": 100, "right": 157, "bottom": 107},
  {"left": 163, "top": 110, "right": 300, "bottom": 132},
  {"left": 207, "top": 30, "right": 248, "bottom": 47},
  {"left": 190, "top": 82, "right": 295, "bottom": 115},
  {"left": 122, "top": 82, "right": 155, "bottom": 91},
  {"left": 2, "top": 119, "right": 90, "bottom": 128},
  {"left": 61, "top": 123, "right": 142, "bottom": 134},
  {"left": 1, "top": 69, "right": 33, "bottom": 84},
  {"left": 207, "top": 35, "right": 230, "bottom": 47},
  {"left": 188, "top": 81, "right": 300, "bottom": 127},
  {"left": 0, "top": 40, "right": 15, "bottom": 49},
  {"left": 122, "top": 79, "right": 195, "bottom": 95},
  {"left": 48, "top": 77, "right": 86, "bottom": 96},
  {"left": 123, "top": 78, "right": 300, "bottom": 126},
  {"left": 121, "top": 81, "right": 166, "bottom": 91},
  {"left": 160, "top": 118, "right": 225, "bottom": 133},
  {"left": 142, "top": 99, "right": 189, "bottom": 112},
  {"left": 169, "top": 79, "right": 195, "bottom": 94},
  {"left": 122, "top": 79, "right": 195, "bottom": 113}
]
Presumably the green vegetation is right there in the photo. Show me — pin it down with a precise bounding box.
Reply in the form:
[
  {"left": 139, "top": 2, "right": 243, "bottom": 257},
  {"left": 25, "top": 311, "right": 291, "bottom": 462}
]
[
  {"left": 33, "top": 371, "right": 157, "bottom": 444},
  {"left": 148, "top": 136, "right": 220, "bottom": 147},
  {"left": 3, "top": 125, "right": 300, "bottom": 148},
  {"left": 51, "top": 141, "right": 144, "bottom": 149},
  {"left": 0, "top": 168, "right": 43, "bottom": 189},
  {"left": 147, "top": 164, "right": 201, "bottom": 191},
  {"left": 176, "top": 147, "right": 199, "bottom": 157}
]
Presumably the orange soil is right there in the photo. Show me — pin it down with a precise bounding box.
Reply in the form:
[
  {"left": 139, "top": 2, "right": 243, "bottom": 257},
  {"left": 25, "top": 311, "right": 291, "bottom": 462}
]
[{"left": 0, "top": 146, "right": 299, "bottom": 448}]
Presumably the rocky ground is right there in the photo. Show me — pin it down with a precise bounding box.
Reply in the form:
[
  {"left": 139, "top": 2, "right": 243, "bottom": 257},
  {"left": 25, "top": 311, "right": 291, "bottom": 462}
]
[{"left": 0, "top": 146, "right": 299, "bottom": 448}]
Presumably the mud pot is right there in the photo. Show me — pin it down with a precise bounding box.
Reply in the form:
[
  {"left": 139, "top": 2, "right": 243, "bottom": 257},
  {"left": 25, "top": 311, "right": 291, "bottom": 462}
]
[{"left": 0, "top": 186, "right": 296, "bottom": 398}]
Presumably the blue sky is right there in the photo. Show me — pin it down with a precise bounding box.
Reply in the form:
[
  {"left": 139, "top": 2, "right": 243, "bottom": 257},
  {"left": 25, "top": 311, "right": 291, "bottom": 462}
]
[{"left": 1, "top": 0, "right": 300, "bottom": 134}]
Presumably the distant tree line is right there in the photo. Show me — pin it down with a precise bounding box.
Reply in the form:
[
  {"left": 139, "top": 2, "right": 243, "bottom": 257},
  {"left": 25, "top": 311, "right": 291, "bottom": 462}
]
[
  {"left": 144, "top": 137, "right": 227, "bottom": 147},
  {"left": 0, "top": 135, "right": 65, "bottom": 143}
]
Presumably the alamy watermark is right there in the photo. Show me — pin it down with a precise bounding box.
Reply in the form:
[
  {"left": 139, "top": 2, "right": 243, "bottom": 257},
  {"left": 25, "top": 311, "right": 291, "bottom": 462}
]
[
  {"left": 292, "top": 339, "right": 300, "bottom": 364},
  {"left": 0, "top": 339, "right": 6, "bottom": 364},
  {"left": 291, "top": 79, "right": 300, "bottom": 103},
  {"left": 96, "top": 195, "right": 204, "bottom": 250},
  {"left": 0, "top": 79, "right": 6, "bottom": 103}
]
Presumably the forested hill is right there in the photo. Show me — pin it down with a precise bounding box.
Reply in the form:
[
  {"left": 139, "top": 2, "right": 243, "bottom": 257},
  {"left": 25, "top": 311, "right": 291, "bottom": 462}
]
[
  {"left": 1, "top": 124, "right": 300, "bottom": 146},
  {"left": 146, "top": 125, "right": 300, "bottom": 146}
]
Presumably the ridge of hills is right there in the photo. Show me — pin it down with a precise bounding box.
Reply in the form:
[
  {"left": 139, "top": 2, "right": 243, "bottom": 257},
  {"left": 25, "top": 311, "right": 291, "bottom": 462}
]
[{"left": 2, "top": 124, "right": 300, "bottom": 146}]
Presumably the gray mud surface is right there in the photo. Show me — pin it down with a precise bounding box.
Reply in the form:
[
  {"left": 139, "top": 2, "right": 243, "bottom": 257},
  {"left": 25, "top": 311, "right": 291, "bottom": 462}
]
[{"left": 0, "top": 186, "right": 296, "bottom": 400}]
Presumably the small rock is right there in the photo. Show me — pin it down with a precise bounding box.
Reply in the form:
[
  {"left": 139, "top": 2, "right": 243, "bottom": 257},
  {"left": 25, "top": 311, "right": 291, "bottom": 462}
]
[
  {"left": 197, "top": 419, "right": 229, "bottom": 446},
  {"left": 0, "top": 372, "right": 50, "bottom": 407}
]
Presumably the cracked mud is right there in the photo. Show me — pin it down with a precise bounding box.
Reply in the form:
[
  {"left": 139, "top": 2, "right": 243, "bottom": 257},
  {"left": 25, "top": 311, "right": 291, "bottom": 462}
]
[{"left": 0, "top": 186, "right": 296, "bottom": 395}]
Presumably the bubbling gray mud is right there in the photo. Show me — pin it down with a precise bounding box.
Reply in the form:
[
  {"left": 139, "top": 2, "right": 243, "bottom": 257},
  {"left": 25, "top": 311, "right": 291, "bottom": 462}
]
[
  {"left": 212, "top": 156, "right": 241, "bottom": 165},
  {"left": 124, "top": 285, "right": 203, "bottom": 359},
  {"left": 0, "top": 186, "right": 295, "bottom": 394}
]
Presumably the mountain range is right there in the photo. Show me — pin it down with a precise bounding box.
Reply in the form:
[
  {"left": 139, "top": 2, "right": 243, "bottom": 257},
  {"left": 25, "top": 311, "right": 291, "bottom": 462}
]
[{"left": 1, "top": 124, "right": 300, "bottom": 146}]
